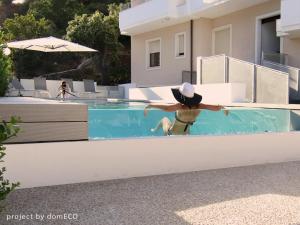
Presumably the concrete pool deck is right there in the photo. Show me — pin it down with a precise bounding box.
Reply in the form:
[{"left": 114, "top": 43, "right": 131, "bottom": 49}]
[
  {"left": 1, "top": 161, "right": 299, "bottom": 225},
  {"left": 0, "top": 97, "right": 88, "bottom": 143}
]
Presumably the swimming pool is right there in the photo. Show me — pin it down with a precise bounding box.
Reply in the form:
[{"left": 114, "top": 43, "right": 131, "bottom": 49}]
[{"left": 87, "top": 102, "right": 291, "bottom": 140}]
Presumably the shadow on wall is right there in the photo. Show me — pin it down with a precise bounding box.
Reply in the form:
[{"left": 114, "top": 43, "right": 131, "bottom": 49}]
[
  {"left": 1, "top": 162, "right": 300, "bottom": 225},
  {"left": 290, "top": 111, "right": 300, "bottom": 131},
  {"left": 140, "top": 88, "right": 163, "bottom": 100}
]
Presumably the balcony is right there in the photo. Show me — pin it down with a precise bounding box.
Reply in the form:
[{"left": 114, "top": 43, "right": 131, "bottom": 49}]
[
  {"left": 276, "top": 19, "right": 289, "bottom": 37},
  {"left": 120, "top": 0, "right": 152, "bottom": 11},
  {"left": 119, "top": 0, "right": 222, "bottom": 35},
  {"left": 119, "top": 0, "right": 176, "bottom": 35},
  {"left": 119, "top": 0, "right": 270, "bottom": 35},
  {"left": 279, "top": 0, "right": 300, "bottom": 38}
]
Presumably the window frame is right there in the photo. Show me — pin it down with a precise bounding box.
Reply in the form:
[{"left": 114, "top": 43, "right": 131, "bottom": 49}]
[
  {"left": 145, "top": 37, "right": 162, "bottom": 70},
  {"left": 175, "top": 32, "right": 186, "bottom": 59},
  {"left": 212, "top": 24, "right": 232, "bottom": 56}
]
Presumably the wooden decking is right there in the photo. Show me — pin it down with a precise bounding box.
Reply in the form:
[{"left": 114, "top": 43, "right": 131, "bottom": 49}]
[{"left": 0, "top": 97, "right": 88, "bottom": 143}]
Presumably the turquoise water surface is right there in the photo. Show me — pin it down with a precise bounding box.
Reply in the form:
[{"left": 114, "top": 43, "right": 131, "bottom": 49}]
[{"left": 87, "top": 102, "right": 290, "bottom": 139}]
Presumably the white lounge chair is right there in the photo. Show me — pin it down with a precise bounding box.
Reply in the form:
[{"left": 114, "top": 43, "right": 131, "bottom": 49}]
[
  {"left": 6, "top": 77, "right": 51, "bottom": 98},
  {"left": 76, "top": 79, "right": 108, "bottom": 99},
  {"left": 33, "top": 77, "right": 52, "bottom": 98}
]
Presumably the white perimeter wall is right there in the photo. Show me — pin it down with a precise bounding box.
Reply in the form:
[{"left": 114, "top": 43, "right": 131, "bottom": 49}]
[
  {"left": 5, "top": 132, "right": 300, "bottom": 188},
  {"left": 129, "top": 83, "right": 246, "bottom": 104}
]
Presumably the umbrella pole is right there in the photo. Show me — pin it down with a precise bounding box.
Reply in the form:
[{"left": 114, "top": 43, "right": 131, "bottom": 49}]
[
  {"left": 18, "top": 50, "right": 24, "bottom": 97},
  {"left": 17, "top": 76, "right": 23, "bottom": 97}
]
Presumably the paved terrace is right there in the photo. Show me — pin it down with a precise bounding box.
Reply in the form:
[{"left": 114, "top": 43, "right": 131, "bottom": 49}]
[{"left": 0, "top": 161, "right": 299, "bottom": 225}]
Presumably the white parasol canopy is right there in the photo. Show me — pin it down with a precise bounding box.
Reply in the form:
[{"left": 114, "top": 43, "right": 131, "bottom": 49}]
[{"left": 6, "top": 36, "right": 97, "bottom": 52}]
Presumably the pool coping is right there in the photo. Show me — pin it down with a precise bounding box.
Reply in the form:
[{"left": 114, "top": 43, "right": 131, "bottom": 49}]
[
  {"left": 108, "top": 98, "right": 300, "bottom": 110},
  {"left": 225, "top": 102, "right": 300, "bottom": 110}
]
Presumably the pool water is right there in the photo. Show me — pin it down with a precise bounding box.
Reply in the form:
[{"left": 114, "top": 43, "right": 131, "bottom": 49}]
[{"left": 88, "top": 103, "right": 290, "bottom": 139}]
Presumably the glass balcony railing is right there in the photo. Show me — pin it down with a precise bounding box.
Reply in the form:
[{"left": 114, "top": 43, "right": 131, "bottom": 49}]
[{"left": 262, "top": 52, "right": 288, "bottom": 65}]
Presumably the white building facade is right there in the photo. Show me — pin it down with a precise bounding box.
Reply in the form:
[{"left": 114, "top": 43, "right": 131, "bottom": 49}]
[{"left": 119, "top": 0, "right": 300, "bottom": 87}]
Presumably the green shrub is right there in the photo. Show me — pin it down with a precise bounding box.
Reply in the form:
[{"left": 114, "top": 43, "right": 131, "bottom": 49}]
[
  {"left": 0, "top": 31, "right": 12, "bottom": 97},
  {"left": 0, "top": 52, "right": 12, "bottom": 97},
  {"left": 0, "top": 117, "right": 20, "bottom": 204}
]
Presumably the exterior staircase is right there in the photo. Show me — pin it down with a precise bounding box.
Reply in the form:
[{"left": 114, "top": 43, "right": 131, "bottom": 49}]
[{"left": 196, "top": 54, "right": 300, "bottom": 104}]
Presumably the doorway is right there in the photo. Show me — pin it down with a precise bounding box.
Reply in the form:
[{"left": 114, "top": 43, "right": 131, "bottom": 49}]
[{"left": 255, "top": 12, "right": 282, "bottom": 64}]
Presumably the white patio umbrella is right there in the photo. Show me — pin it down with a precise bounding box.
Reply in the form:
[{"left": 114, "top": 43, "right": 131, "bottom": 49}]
[
  {"left": 6, "top": 36, "right": 97, "bottom": 52},
  {"left": 3, "top": 36, "right": 97, "bottom": 97}
]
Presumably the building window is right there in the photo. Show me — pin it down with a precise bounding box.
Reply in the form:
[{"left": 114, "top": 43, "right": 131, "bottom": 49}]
[
  {"left": 146, "top": 38, "right": 161, "bottom": 69},
  {"left": 175, "top": 32, "right": 186, "bottom": 58},
  {"left": 212, "top": 24, "right": 232, "bottom": 56},
  {"left": 176, "top": 0, "right": 186, "bottom": 7},
  {"left": 150, "top": 52, "right": 160, "bottom": 67}
]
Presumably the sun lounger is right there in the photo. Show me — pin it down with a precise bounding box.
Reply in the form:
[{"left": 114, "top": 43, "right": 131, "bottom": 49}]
[
  {"left": 34, "top": 77, "right": 47, "bottom": 90},
  {"left": 82, "top": 80, "right": 124, "bottom": 99},
  {"left": 11, "top": 78, "right": 24, "bottom": 91},
  {"left": 83, "top": 79, "right": 96, "bottom": 92},
  {"left": 106, "top": 86, "right": 125, "bottom": 99},
  {"left": 6, "top": 78, "right": 28, "bottom": 96},
  {"left": 32, "top": 77, "right": 51, "bottom": 98},
  {"left": 7, "top": 77, "right": 51, "bottom": 98},
  {"left": 76, "top": 79, "right": 108, "bottom": 99}
]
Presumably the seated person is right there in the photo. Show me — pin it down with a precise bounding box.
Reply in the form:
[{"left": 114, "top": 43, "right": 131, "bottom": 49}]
[
  {"left": 56, "top": 81, "right": 76, "bottom": 100},
  {"left": 144, "top": 82, "right": 229, "bottom": 135}
]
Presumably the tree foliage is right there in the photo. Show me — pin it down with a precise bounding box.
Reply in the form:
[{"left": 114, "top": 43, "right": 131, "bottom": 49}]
[
  {"left": 0, "top": 0, "right": 30, "bottom": 22},
  {"left": 3, "top": 13, "right": 54, "bottom": 40},
  {"left": 1, "top": 0, "right": 130, "bottom": 85},
  {"left": 0, "top": 31, "right": 12, "bottom": 97},
  {"left": 0, "top": 117, "right": 20, "bottom": 205},
  {"left": 66, "top": 8, "right": 120, "bottom": 54},
  {"left": 66, "top": 5, "right": 125, "bottom": 84},
  {"left": 81, "top": 0, "right": 129, "bottom": 14},
  {"left": 2, "top": 13, "right": 60, "bottom": 77},
  {"left": 0, "top": 51, "right": 12, "bottom": 97},
  {"left": 0, "top": 0, "right": 12, "bottom": 4},
  {"left": 28, "top": 0, "right": 84, "bottom": 35}
]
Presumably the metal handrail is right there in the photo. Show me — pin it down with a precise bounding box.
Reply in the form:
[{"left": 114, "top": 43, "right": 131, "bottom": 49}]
[{"left": 261, "top": 52, "right": 288, "bottom": 65}]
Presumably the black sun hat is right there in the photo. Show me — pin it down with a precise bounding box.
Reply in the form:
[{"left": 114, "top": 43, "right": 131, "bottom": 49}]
[{"left": 171, "top": 82, "right": 202, "bottom": 107}]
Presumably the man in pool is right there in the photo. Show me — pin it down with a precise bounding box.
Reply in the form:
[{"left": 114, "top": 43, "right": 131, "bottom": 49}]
[{"left": 144, "top": 82, "right": 229, "bottom": 136}]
